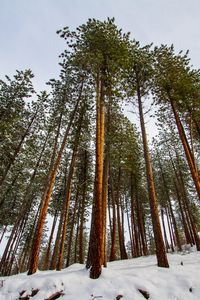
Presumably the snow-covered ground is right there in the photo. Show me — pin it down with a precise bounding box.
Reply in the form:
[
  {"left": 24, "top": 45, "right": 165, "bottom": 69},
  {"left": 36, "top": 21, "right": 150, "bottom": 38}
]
[{"left": 0, "top": 251, "right": 200, "bottom": 300}]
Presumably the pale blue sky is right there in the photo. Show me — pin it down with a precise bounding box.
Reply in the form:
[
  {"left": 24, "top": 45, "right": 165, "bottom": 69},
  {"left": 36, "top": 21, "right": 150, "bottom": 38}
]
[{"left": 1, "top": 0, "right": 200, "bottom": 90}]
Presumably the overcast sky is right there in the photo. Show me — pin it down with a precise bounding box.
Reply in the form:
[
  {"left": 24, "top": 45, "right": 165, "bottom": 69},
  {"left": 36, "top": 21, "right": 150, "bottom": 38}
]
[{"left": 0, "top": 0, "right": 200, "bottom": 136}]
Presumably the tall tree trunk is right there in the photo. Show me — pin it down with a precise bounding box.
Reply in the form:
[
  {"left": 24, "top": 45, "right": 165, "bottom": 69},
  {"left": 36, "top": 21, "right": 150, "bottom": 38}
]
[
  {"left": 116, "top": 167, "right": 128, "bottom": 260},
  {"left": 130, "top": 174, "right": 140, "bottom": 257},
  {"left": 169, "top": 97, "right": 200, "bottom": 199},
  {"left": 109, "top": 167, "right": 117, "bottom": 261},
  {"left": 101, "top": 149, "right": 109, "bottom": 267},
  {"left": 90, "top": 74, "right": 104, "bottom": 279},
  {"left": 137, "top": 83, "right": 169, "bottom": 268},
  {"left": 56, "top": 107, "right": 84, "bottom": 271},
  {"left": 27, "top": 81, "right": 83, "bottom": 275},
  {"left": 79, "top": 150, "right": 88, "bottom": 264}
]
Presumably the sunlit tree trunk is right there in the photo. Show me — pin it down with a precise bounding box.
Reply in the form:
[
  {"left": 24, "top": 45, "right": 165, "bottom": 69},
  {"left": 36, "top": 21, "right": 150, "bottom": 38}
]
[
  {"left": 27, "top": 82, "right": 83, "bottom": 275},
  {"left": 136, "top": 82, "right": 169, "bottom": 268},
  {"left": 102, "top": 150, "right": 109, "bottom": 267},
  {"left": 90, "top": 74, "right": 105, "bottom": 279}
]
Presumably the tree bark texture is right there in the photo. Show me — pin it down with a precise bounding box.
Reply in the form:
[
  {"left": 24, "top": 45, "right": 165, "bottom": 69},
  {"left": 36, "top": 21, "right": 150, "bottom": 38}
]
[{"left": 137, "top": 83, "right": 169, "bottom": 268}]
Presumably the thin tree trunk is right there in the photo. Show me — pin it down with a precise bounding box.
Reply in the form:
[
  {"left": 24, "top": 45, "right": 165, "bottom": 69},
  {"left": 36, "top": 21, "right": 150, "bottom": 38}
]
[
  {"left": 49, "top": 165, "right": 68, "bottom": 270},
  {"left": 116, "top": 167, "right": 128, "bottom": 260},
  {"left": 27, "top": 80, "right": 83, "bottom": 275},
  {"left": 174, "top": 180, "right": 193, "bottom": 244},
  {"left": 130, "top": 174, "right": 140, "bottom": 257},
  {"left": 0, "top": 127, "right": 52, "bottom": 273},
  {"left": 109, "top": 166, "right": 117, "bottom": 261},
  {"left": 161, "top": 209, "right": 169, "bottom": 252},
  {"left": 57, "top": 107, "right": 84, "bottom": 271},
  {"left": 74, "top": 214, "right": 80, "bottom": 264},
  {"left": 126, "top": 201, "right": 134, "bottom": 257},
  {"left": 66, "top": 189, "right": 79, "bottom": 267},
  {"left": 49, "top": 214, "right": 63, "bottom": 270},
  {"left": 17, "top": 205, "right": 40, "bottom": 273},
  {"left": 102, "top": 149, "right": 109, "bottom": 267},
  {"left": 120, "top": 198, "right": 127, "bottom": 256},
  {"left": 156, "top": 152, "right": 181, "bottom": 251},
  {"left": 134, "top": 176, "right": 148, "bottom": 256},
  {"left": 79, "top": 151, "right": 88, "bottom": 264},
  {"left": 6, "top": 215, "right": 28, "bottom": 275},
  {"left": 0, "top": 219, "right": 22, "bottom": 274},
  {"left": 167, "top": 199, "right": 180, "bottom": 251},
  {"left": 86, "top": 198, "right": 95, "bottom": 269},
  {"left": 1, "top": 214, "right": 26, "bottom": 275},
  {"left": 175, "top": 154, "right": 200, "bottom": 250},
  {"left": 169, "top": 97, "right": 200, "bottom": 199},
  {"left": 166, "top": 207, "right": 174, "bottom": 252},
  {"left": 43, "top": 208, "right": 58, "bottom": 270},
  {"left": 188, "top": 114, "right": 198, "bottom": 173},
  {"left": 137, "top": 83, "right": 169, "bottom": 268}
]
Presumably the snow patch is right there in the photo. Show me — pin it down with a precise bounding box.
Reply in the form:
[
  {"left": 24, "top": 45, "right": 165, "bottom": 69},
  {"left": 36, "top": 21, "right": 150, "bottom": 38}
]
[{"left": 0, "top": 252, "right": 200, "bottom": 300}]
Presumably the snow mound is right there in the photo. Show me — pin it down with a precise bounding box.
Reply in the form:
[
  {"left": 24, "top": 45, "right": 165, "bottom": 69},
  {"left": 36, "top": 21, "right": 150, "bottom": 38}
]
[{"left": 1, "top": 252, "right": 200, "bottom": 300}]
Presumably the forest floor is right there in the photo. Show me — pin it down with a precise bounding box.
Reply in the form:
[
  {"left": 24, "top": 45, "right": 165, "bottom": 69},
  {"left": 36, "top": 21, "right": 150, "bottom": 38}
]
[{"left": 0, "top": 249, "right": 200, "bottom": 300}]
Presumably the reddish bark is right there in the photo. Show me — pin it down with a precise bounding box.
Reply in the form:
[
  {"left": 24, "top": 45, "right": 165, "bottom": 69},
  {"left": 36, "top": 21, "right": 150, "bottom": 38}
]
[
  {"left": 137, "top": 83, "right": 169, "bottom": 268},
  {"left": 90, "top": 74, "right": 104, "bottom": 279},
  {"left": 27, "top": 80, "right": 83, "bottom": 275}
]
